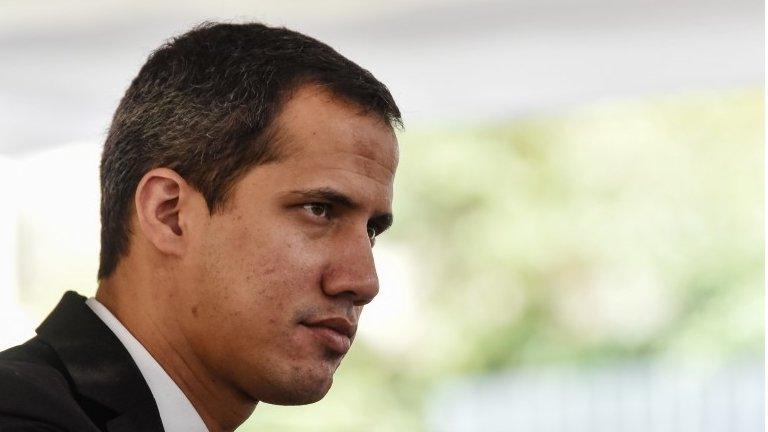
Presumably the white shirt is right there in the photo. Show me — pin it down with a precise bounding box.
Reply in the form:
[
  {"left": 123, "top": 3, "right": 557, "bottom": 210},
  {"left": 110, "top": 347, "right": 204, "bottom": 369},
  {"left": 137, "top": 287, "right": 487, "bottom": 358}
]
[{"left": 86, "top": 298, "right": 209, "bottom": 432}]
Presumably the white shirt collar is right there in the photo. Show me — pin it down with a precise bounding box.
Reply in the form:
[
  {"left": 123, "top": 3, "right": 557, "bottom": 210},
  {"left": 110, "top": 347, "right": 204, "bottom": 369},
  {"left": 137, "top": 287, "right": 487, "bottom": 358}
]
[{"left": 86, "top": 297, "right": 209, "bottom": 432}]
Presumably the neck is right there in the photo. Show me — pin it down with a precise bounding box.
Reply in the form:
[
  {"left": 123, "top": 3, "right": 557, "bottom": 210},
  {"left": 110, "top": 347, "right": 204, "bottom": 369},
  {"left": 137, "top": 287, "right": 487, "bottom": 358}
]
[{"left": 96, "top": 269, "right": 257, "bottom": 431}]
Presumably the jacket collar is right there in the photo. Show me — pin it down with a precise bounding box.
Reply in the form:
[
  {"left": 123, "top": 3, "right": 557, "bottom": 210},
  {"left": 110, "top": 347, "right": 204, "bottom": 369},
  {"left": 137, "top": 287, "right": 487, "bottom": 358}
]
[{"left": 36, "top": 291, "right": 165, "bottom": 432}]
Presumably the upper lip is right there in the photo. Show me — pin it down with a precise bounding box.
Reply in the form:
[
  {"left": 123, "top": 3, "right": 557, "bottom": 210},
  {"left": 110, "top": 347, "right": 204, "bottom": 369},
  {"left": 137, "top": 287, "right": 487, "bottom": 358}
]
[{"left": 303, "top": 317, "right": 356, "bottom": 339}]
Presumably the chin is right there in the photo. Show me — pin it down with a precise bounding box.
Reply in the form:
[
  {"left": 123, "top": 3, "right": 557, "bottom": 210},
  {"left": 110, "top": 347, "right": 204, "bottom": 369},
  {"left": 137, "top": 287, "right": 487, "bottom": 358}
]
[{"left": 260, "top": 375, "right": 334, "bottom": 406}]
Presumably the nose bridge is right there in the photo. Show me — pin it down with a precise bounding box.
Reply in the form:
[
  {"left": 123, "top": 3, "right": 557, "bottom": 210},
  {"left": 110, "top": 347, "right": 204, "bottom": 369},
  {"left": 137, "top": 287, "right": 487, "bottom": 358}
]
[{"left": 323, "top": 232, "right": 379, "bottom": 306}]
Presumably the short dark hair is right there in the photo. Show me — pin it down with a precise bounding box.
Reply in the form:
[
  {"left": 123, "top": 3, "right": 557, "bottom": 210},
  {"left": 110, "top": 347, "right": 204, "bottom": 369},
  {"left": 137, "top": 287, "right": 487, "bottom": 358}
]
[{"left": 98, "top": 22, "right": 401, "bottom": 280}]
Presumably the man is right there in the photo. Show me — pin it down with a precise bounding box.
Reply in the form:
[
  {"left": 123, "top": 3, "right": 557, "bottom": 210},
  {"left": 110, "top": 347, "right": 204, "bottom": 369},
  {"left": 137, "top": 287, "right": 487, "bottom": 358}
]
[{"left": 0, "top": 22, "right": 401, "bottom": 431}]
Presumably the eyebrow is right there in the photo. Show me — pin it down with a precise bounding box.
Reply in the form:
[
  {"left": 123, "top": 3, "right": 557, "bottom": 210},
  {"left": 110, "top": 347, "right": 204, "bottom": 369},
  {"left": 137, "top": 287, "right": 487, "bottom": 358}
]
[{"left": 287, "top": 187, "right": 394, "bottom": 231}]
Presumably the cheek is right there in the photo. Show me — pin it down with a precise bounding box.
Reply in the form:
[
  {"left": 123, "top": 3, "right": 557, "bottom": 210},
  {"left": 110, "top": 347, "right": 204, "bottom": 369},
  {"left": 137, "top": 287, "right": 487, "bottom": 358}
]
[
  {"left": 183, "top": 212, "right": 346, "bottom": 397},
  {"left": 195, "top": 217, "right": 325, "bottom": 330}
]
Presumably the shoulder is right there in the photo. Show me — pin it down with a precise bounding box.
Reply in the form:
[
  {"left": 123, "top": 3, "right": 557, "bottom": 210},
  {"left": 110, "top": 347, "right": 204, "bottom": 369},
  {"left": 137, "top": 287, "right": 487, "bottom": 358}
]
[
  {"left": 0, "top": 415, "right": 68, "bottom": 431},
  {"left": 0, "top": 337, "right": 72, "bottom": 400},
  {"left": 0, "top": 339, "right": 97, "bottom": 431}
]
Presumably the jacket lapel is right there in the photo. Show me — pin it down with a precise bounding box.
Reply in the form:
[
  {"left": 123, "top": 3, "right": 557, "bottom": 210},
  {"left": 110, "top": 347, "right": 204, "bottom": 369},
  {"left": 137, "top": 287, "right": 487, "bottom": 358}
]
[{"left": 36, "top": 291, "right": 165, "bottom": 432}]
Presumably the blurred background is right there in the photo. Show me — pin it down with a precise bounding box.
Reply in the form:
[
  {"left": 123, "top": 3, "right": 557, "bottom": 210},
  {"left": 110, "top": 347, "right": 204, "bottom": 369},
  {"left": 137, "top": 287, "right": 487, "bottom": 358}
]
[{"left": 0, "top": 0, "right": 763, "bottom": 431}]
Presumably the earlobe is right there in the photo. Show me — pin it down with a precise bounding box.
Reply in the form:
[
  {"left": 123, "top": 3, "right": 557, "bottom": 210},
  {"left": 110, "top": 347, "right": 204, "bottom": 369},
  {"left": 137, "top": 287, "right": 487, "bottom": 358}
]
[{"left": 134, "top": 168, "right": 189, "bottom": 255}]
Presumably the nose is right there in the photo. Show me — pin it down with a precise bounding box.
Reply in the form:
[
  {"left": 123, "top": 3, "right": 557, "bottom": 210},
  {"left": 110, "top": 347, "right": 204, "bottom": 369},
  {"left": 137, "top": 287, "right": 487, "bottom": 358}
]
[{"left": 321, "top": 234, "right": 380, "bottom": 306}]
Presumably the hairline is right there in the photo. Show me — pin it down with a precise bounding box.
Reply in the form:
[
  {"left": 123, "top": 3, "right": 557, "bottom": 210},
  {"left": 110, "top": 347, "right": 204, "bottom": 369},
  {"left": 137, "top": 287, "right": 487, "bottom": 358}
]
[{"left": 211, "top": 81, "right": 397, "bottom": 210}]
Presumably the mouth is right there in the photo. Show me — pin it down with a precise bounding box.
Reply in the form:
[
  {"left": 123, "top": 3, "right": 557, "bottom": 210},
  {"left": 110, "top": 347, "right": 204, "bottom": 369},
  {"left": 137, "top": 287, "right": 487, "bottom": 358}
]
[{"left": 300, "top": 317, "right": 356, "bottom": 355}]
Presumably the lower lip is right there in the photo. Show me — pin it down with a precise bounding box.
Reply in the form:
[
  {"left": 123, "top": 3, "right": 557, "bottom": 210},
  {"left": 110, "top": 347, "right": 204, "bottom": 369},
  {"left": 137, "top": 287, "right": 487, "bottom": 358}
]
[{"left": 303, "top": 325, "right": 351, "bottom": 354}]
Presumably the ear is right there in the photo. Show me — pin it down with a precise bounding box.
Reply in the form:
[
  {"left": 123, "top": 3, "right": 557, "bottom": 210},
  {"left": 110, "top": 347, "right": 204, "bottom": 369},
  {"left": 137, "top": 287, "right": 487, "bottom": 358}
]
[{"left": 134, "top": 168, "right": 197, "bottom": 257}]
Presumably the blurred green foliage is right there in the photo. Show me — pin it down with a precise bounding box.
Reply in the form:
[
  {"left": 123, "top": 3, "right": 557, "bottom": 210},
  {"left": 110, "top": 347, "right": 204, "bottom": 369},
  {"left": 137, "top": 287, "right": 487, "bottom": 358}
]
[{"left": 241, "top": 88, "right": 763, "bottom": 431}]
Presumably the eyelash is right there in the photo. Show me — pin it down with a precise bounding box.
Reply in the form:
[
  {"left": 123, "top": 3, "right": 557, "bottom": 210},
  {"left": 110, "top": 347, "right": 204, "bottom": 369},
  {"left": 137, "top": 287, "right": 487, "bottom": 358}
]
[{"left": 301, "top": 202, "right": 381, "bottom": 244}]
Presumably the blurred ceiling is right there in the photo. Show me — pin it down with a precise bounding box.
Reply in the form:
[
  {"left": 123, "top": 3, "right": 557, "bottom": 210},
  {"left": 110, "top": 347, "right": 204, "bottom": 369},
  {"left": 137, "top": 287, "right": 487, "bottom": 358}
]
[{"left": 0, "top": 0, "right": 763, "bottom": 156}]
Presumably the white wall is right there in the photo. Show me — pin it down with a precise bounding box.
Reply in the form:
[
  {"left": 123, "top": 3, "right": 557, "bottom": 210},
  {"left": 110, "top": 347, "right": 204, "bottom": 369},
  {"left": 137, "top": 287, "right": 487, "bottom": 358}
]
[{"left": 0, "top": 156, "right": 34, "bottom": 349}]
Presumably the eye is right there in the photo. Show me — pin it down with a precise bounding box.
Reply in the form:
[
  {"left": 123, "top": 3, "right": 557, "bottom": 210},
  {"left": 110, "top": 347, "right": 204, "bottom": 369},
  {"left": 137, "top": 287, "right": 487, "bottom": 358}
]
[{"left": 303, "top": 203, "right": 330, "bottom": 219}]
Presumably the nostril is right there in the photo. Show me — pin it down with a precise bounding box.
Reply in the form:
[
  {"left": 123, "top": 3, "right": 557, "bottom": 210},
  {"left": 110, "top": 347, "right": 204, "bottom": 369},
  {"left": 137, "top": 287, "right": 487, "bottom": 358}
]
[{"left": 353, "top": 297, "right": 373, "bottom": 307}]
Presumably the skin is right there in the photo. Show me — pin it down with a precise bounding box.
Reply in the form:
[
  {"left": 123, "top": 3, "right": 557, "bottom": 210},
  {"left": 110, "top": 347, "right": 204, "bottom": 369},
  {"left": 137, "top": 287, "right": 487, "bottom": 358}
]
[{"left": 96, "top": 84, "right": 399, "bottom": 431}]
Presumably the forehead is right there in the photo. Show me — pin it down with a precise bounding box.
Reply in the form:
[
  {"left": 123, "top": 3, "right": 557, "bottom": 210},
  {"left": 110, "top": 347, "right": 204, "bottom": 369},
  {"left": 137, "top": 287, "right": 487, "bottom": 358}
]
[
  {"left": 272, "top": 85, "right": 399, "bottom": 176},
  {"left": 231, "top": 85, "right": 399, "bottom": 214}
]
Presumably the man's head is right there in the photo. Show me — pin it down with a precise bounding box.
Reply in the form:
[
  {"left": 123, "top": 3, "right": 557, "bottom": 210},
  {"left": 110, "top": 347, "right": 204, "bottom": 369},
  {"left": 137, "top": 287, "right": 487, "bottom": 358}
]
[{"left": 98, "top": 22, "right": 400, "bottom": 406}]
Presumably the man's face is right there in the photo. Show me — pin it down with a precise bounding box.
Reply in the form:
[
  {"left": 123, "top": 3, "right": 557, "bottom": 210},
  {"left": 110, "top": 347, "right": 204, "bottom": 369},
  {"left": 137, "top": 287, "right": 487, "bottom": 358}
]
[{"left": 178, "top": 85, "right": 398, "bottom": 405}]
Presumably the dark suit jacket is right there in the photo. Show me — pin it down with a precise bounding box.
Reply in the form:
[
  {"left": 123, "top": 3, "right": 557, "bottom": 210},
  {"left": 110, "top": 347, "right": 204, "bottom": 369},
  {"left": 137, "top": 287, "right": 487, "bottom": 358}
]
[{"left": 0, "top": 291, "right": 165, "bottom": 431}]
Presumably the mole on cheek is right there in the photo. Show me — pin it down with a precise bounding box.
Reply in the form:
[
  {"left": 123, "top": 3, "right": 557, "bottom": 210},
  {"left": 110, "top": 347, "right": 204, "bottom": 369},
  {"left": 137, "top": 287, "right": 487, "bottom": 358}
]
[{"left": 191, "top": 306, "right": 198, "bottom": 317}]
